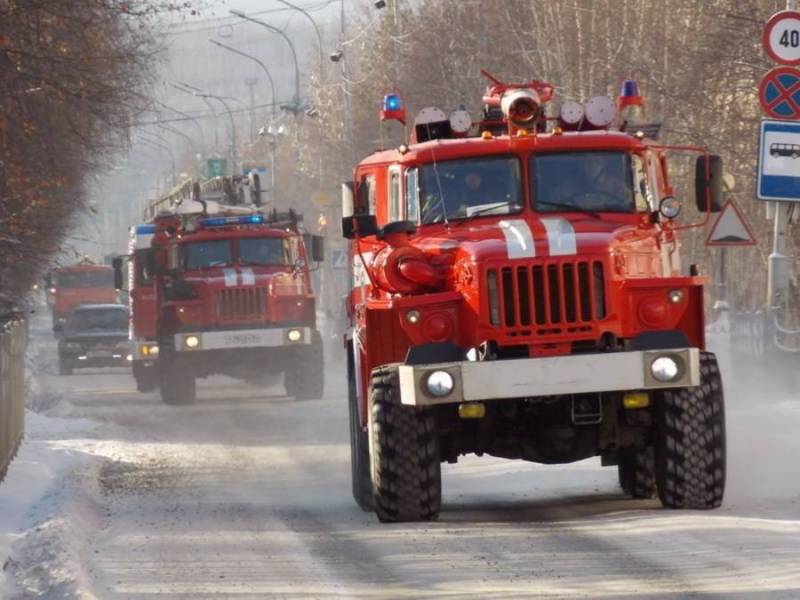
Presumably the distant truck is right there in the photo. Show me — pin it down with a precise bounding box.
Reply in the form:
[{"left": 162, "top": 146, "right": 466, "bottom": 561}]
[
  {"left": 47, "top": 261, "right": 117, "bottom": 333},
  {"left": 116, "top": 176, "right": 326, "bottom": 405}
]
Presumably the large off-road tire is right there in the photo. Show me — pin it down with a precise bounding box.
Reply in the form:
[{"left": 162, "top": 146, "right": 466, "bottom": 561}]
[
  {"left": 133, "top": 364, "right": 158, "bottom": 393},
  {"left": 654, "top": 352, "right": 725, "bottom": 509},
  {"left": 618, "top": 446, "right": 656, "bottom": 499},
  {"left": 369, "top": 365, "right": 441, "bottom": 523},
  {"left": 58, "top": 358, "right": 72, "bottom": 376},
  {"left": 158, "top": 342, "right": 196, "bottom": 406},
  {"left": 159, "top": 369, "right": 196, "bottom": 406},
  {"left": 284, "top": 330, "right": 324, "bottom": 400},
  {"left": 348, "top": 357, "right": 373, "bottom": 511}
]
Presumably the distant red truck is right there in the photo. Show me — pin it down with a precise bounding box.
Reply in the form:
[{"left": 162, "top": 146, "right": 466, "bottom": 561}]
[{"left": 48, "top": 262, "right": 117, "bottom": 332}]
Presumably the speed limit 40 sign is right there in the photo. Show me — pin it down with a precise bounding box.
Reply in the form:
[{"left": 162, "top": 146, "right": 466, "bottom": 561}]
[{"left": 764, "top": 10, "right": 800, "bottom": 65}]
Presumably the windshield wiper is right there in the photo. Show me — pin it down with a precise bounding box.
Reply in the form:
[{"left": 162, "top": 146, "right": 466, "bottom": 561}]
[
  {"left": 535, "top": 201, "right": 600, "bottom": 219},
  {"left": 451, "top": 202, "right": 517, "bottom": 227}
]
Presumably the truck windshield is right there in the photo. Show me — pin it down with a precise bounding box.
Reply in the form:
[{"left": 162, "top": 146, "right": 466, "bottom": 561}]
[
  {"left": 68, "top": 308, "right": 128, "bottom": 332},
  {"left": 56, "top": 270, "right": 113, "bottom": 288},
  {"left": 417, "top": 156, "right": 522, "bottom": 224},
  {"left": 238, "top": 237, "right": 290, "bottom": 266},
  {"left": 183, "top": 241, "right": 232, "bottom": 269},
  {"left": 530, "top": 151, "right": 635, "bottom": 213}
]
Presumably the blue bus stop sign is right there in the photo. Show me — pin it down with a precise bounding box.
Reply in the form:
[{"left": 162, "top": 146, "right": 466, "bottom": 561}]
[{"left": 757, "top": 119, "right": 800, "bottom": 201}]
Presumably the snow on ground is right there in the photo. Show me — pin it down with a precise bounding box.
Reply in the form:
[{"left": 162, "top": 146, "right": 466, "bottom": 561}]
[
  {"left": 0, "top": 316, "right": 798, "bottom": 598},
  {"left": 0, "top": 411, "right": 104, "bottom": 598}
]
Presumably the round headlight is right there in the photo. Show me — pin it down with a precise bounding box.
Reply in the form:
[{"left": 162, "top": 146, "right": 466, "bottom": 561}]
[
  {"left": 405, "top": 309, "right": 421, "bottom": 324},
  {"left": 184, "top": 335, "right": 200, "bottom": 349},
  {"left": 659, "top": 197, "right": 681, "bottom": 220},
  {"left": 149, "top": 345, "right": 159, "bottom": 355},
  {"left": 651, "top": 355, "right": 681, "bottom": 382},
  {"left": 425, "top": 370, "right": 454, "bottom": 397},
  {"left": 668, "top": 289, "right": 685, "bottom": 304},
  {"left": 287, "top": 329, "right": 302, "bottom": 342}
]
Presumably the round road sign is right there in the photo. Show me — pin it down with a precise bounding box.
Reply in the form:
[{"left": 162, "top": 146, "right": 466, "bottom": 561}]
[
  {"left": 764, "top": 10, "right": 800, "bottom": 65},
  {"left": 759, "top": 66, "right": 800, "bottom": 119}
]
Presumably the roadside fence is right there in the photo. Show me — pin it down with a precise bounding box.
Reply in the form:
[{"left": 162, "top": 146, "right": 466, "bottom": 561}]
[{"left": 0, "top": 315, "right": 27, "bottom": 484}]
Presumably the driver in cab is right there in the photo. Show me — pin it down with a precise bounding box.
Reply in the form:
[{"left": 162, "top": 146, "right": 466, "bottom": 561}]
[{"left": 542, "top": 153, "right": 634, "bottom": 212}]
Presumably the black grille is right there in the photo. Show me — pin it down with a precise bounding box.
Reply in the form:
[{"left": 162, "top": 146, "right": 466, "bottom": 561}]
[
  {"left": 215, "top": 288, "right": 266, "bottom": 321},
  {"left": 488, "top": 260, "right": 606, "bottom": 329}
]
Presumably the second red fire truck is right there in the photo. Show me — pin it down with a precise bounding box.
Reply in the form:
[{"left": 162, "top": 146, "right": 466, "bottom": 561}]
[{"left": 117, "top": 175, "right": 325, "bottom": 405}]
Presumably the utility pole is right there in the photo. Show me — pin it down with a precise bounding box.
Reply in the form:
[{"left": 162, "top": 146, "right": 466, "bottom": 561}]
[{"left": 244, "top": 77, "right": 257, "bottom": 143}]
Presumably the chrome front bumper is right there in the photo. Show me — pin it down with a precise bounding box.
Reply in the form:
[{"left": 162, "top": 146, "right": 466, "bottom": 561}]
[
  {"left": 397, "top": 348, "right": 701, "bottom": 406},
  {"left": 173, "top": 326, "right": 312, "bottom": 352}
]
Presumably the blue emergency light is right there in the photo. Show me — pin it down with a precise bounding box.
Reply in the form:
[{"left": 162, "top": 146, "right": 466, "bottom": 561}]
[
  {"left": 380, "top": 93, "right": 406, "bottom": 124},
  {"left": 383, "top": 94, "right": 402, "bottom": 111},
  {"left": 199, "top": 214, "right": 264, "bottom": 227},
  {"left": 618, "top": 79, "right": 644, "bottom": 109}
]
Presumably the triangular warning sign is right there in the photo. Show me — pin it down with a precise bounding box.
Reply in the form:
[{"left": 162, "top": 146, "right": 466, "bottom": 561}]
[{"left": 706, "top": 200, "right": 757, "bottom": 247}]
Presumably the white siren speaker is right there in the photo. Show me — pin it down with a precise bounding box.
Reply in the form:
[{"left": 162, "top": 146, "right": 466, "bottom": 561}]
[
  {"left": 559, "top": 100, "right": 584, "bottom": 128},
  {"left": 501, "top": 89, "right": 541, "bottom": 126},
  {"left": 584, "top": 96, "right": 616, "bottom": 129},
  {"left": 449, "top": 109, "right": 472, "bottom": 135}
]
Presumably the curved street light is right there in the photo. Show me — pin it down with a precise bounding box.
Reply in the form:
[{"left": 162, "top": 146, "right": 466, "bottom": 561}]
[
  {"left": 208, "top": 39, "right": 277, "bottom": 117},
  {"left": 173, "top": 82, "right": 240, "bottom": 174},
  {"left": 230, "top": 9, "right": 301, "bottom": 109},
  {"left": 275, "top": 0, "right": 324, "bottom": 71},
  {"left": 169, "top": 82, "right": 219, "bottom": 151},
  {"left": 138, "top": 135, "right": 176, "bottom": 186},
  {"left": 155, "top": 100, "right": 207, "bottom": 152}
]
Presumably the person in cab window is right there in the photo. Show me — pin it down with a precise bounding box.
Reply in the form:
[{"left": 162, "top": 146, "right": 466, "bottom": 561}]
[
  {"left": 454, "top": 171, "right": 484, "bottom": 216},
  {"left": 549, "top": 154, "right": 634, "bottom": 212}
]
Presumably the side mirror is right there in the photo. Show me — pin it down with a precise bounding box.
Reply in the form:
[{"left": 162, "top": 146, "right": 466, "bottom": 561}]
[
  {"left": 311, "top": 235, "right": 325, "bottom": 262},
  {"left": 342, "top": 214, "right": 379, "bottom": 240},
  {"left": 342, "top": 181, "right": 354, "bottom": 218},
  {"left": 695, "top": 155, "right": 723, "bottom": 213},
  {"left": 112, "top": 257, "right": 124, "bottom": 291}
]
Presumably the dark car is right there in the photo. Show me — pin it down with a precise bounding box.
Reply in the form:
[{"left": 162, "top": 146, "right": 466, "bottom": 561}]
[{"left": 58, "top": 304, "right": 130, "bottom": 375}]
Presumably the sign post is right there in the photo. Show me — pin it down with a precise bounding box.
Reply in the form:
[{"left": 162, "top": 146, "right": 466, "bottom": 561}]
[{"left": 761, "top": 6, "right": 800, "bottom": 343}]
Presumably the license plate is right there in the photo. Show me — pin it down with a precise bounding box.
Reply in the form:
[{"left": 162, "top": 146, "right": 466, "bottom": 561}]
[
  {"left": 218, "top": 332, "right": 270, "bottom": 348},
  {"left": 87, "top": 350, "right": 111, "bottom": 358}
]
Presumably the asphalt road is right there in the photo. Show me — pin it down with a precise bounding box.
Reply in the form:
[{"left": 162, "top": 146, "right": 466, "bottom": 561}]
[{"left": 11, "top": 324, "right": 800, "bottom": 599}]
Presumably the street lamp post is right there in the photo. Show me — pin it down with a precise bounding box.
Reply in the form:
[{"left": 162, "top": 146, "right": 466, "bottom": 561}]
[
  {"left": 258, "top": 124, "right": 287, "bottom": 206},
  {"left": 208, "top": 38, "right": 277, "bottom": 117},
  {"left": 170, "top": 82, "right": 219, "bottom": 152},
  {"left": 275, "top": 0, "right": 324, "bottom": 72},
  {"left": 230, "top": 9, "right": 301, "bottom": 110},
  {"left": 154, "top": 122, "right": 201, "bottom": 176},
  {"left": 138, "top": 136, "right": 176, "bottom": 186},
  {"left": 155, "top": 100, "right": 206, "bottom": 153},
  {"left": 174, "top": 82, "right": 242, "bottom": 175}
]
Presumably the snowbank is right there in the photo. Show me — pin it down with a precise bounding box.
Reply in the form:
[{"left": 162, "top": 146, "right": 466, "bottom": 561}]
[{"left": 0, "top": 411, "right": 102, "bottom": 597}]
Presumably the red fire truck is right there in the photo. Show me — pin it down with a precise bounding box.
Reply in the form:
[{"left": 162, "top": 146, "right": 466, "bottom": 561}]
[
  {"left": 343, "top": 75, "right": 727, "bottom": 522},
  {"left": 115, "top": 175, "right": 325, "bottom": 405},
  {"left": 47, "top": 260, "right": 117, "bottom": 333}
]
